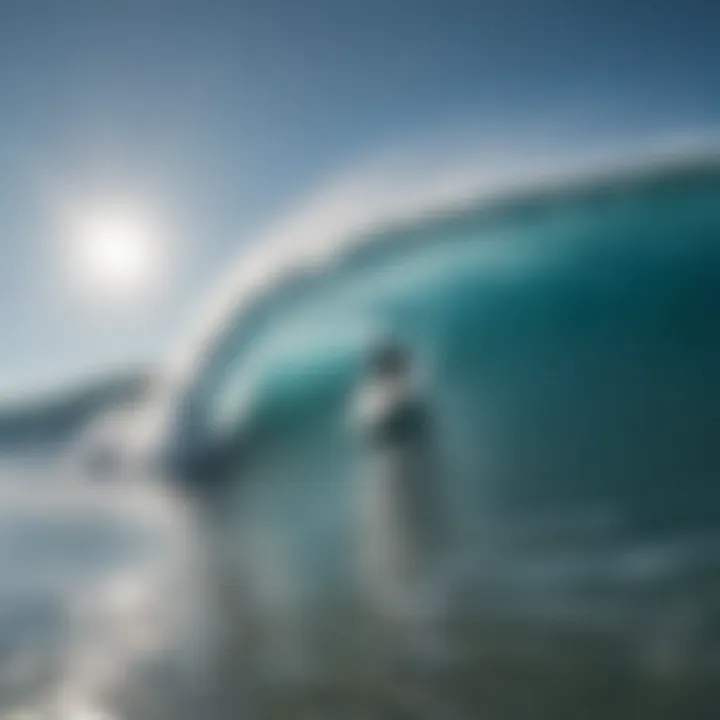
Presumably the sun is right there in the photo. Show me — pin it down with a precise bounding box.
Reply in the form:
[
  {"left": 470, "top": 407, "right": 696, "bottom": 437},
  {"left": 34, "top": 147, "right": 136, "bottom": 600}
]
[{"left": 68, "top": 206, "right": 162, "bottom": 298}]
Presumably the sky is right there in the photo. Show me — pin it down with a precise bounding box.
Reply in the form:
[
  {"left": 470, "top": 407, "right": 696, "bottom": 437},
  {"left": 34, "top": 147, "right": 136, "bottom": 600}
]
[{"left": 1, "top": 0, "right": 719, "bottom": 398}]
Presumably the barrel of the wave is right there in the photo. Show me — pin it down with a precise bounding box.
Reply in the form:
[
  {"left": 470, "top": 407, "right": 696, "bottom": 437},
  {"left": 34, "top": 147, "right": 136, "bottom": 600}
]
[{"left": 155, "top": 159, "right": 720, "bottom": 717}]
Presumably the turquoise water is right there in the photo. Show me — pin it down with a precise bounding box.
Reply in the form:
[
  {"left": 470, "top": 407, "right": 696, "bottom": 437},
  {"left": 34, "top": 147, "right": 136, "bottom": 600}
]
[
  {"left": 164, "top": 159, "right": 720, "bottom": 716},
  {"left": 187, "top": 160, "right": 720, "bottom": 527}
]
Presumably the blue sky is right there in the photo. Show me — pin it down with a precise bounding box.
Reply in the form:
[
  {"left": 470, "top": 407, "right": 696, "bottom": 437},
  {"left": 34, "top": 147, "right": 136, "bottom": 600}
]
[{"left": 1, "top": 0, "right": 719, "bottom": 397}]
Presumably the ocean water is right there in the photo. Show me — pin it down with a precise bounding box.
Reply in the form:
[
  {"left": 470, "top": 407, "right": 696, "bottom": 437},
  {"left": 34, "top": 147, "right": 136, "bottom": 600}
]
[
  {"left": 168, "top": 157, "right": 720, "bottom": 717},
  {"left": 3, "top": 158, "right": 720, "bottom": 719},
  {"left": 0, "top": 457, "right": 216, "bottom": 720}
]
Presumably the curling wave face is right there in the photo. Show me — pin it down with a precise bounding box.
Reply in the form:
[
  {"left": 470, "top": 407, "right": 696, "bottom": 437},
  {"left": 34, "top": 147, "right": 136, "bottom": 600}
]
[{"left": 159, "top": 155, "right": 720, "bottom": 718}]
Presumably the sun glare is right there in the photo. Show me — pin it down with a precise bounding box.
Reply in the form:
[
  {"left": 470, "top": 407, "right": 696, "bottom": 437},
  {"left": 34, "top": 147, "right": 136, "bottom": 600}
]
[{"left": 69, "top": 206, "right": 162, "bottom": 298}]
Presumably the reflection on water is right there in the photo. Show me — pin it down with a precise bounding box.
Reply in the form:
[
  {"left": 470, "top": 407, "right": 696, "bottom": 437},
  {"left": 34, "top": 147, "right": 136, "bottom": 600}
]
[{"left": 0, "top": 455, "right": 210, "bottom": 720}]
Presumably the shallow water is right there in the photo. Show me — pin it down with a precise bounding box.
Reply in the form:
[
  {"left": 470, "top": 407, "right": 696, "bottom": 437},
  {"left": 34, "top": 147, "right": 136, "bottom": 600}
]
[{"left": 0, "top": 455, "right": 214, "bottom": 720}]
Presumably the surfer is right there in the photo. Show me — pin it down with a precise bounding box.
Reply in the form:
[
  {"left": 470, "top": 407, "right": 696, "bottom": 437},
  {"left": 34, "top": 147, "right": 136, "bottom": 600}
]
[{"left": 352, "top": 339, "right": 447, "bottom": 660}]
